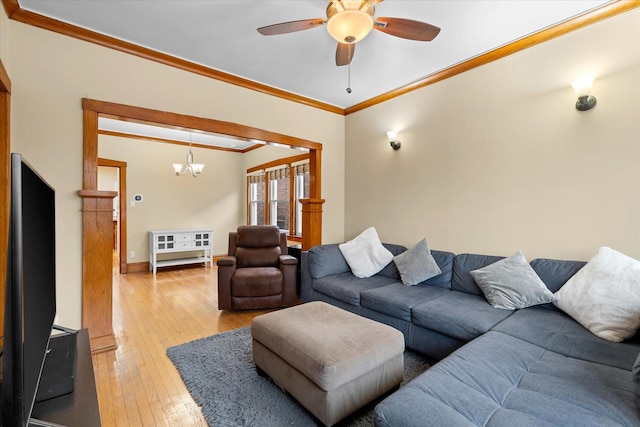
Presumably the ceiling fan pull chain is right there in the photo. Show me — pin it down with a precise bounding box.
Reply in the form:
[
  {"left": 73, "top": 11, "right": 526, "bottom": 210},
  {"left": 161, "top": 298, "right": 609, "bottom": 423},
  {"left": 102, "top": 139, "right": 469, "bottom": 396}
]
[{"left": 346, "top": 64, "right": 352, "bottom": 94}]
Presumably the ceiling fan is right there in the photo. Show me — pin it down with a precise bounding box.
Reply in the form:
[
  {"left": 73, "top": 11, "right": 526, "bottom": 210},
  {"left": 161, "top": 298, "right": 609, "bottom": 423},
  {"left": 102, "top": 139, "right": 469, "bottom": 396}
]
[{"left": 257, "top": 0, "right": 441, "bottom": 66}]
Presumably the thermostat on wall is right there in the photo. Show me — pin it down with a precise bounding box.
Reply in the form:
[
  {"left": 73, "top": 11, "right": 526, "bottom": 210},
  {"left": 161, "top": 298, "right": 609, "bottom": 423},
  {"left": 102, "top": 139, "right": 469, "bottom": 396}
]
[{"left": 133, "top": 194, "right": 143, "bottom": 202}]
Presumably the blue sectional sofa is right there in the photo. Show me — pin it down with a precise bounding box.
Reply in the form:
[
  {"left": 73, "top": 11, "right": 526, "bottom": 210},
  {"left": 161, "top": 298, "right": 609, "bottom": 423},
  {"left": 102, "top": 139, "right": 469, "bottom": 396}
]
[{"left": 300, "top": 243, "right": 640, "bottom": 426}]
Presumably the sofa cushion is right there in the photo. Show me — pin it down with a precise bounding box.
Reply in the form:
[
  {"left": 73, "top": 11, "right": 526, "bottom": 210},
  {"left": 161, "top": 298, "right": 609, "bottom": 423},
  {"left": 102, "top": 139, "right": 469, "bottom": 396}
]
[
  {"left": 421, "top": 250, "right": 455, "bottom": 288},
  {"left": 360, "top": 283, "right": 448, "bottom": 322},
  {"left": 308, "top": 244, "right": 351, "bottom": 279},
  {"left": 470, "top": 251, "right": 554, "bottom": 310},
  {"left": 634, "top": 353, "right": 640, "bottom": 409},
  {"left": 491, "top": 306, "right": 640, "bottom": 370},
  {"left": 339, "top": 227, "right": 394, "bottom": 278},
  {"left": 411, "top": 292, "right": 512, "bottom": 342},
  {"left": 451, "top": 253, "right": 505, "bottom": 295},
  {"left": 554, "top": 246, "right": 640, "bottom": 342},
  {"left": 374, "top": 331, "right": 639, "bottom": 427},
  {"left": 377, "top": 243, "right": 408, "bottom": 279},
  {"left": 231, "top": 267, "right": 283, "bottom": 296},
  {"left": 530, "top": 257, "right": 587, "bottom": 293},
  {"left": 394, "top": 239, "right": 441, "bottom": 286},
  {"left": 312, "top": 272, "right": 398, "bottom": 306}
]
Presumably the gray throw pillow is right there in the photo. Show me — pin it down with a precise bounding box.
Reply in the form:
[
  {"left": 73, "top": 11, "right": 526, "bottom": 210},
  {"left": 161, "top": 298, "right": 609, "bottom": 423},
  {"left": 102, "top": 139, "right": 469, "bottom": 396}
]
[
  {"left": 470, "top": 251, "right": 553, "bottom": 310},
  {"left": 393, "top": 239, "right": 441, "bottom": 286}
]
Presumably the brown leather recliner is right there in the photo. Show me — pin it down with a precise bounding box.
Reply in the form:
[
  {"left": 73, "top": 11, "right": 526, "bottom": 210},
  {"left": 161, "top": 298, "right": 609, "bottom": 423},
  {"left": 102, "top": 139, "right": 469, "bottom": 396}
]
[{"left": 217, "top": 225, "right": 297, "bottom": 310}]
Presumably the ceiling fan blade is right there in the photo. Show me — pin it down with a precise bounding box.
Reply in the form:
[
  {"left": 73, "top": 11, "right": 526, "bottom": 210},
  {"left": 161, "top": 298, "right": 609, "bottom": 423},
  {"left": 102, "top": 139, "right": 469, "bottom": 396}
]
[
  {"left": 257, "top": 18, "right": 325, "bottom": 36},
  {"left": 336, "top": 42, "right": 355, "bottom": 66},
  {"left": 374, "top": 17, "right": 441, "bottom": 41}
]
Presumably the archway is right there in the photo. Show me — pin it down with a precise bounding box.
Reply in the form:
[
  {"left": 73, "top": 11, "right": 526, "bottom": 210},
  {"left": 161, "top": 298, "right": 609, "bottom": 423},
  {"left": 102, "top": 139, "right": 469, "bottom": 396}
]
[{"left": 81, "top": 98, "right": 324, "bottom": 352}]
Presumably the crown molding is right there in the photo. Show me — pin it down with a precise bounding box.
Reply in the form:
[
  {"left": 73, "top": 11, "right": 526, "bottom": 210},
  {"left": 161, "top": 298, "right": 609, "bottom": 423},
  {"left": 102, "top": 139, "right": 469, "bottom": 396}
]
[
  {"left": 3, "top": 0, "right": 638, "bottom": 116},
  {"left": 345, "top": 0, "right": 640, "bottom": 114},
  {"left": 1, "top": 0, "right": 345, "bottom": 115}
]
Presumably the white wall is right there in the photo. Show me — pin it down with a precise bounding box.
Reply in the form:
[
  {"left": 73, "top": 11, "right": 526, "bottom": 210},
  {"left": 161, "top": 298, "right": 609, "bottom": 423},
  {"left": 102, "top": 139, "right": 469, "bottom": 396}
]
[
  {"left": 5, "top": 19, "right": 345, "bottom": 328},
  {"left": 345, "top": 9, "right": 640, "bottom": 261}
]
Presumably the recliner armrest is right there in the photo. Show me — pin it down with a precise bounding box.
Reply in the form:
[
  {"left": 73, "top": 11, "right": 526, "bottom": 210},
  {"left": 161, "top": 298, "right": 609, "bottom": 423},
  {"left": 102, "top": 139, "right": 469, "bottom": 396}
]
[
  {"left": 217, "top": 256, "right": 237, "bottom": 310},
  {"left": 279, "top": 254, "right": 298, "bottom": 265},
  {"left": 217, "top": 256, "right": 237, "bottom": 267}
]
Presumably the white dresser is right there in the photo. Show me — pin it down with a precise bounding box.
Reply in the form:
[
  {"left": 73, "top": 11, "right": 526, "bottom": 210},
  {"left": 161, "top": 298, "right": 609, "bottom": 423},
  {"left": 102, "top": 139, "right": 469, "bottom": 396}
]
[{"left": 149, "top": 229, "right": 213, "bottom": 274}]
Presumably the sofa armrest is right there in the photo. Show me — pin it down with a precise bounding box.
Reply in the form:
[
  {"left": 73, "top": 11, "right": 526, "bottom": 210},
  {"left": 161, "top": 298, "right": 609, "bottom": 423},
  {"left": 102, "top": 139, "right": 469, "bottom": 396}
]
[
  {"left": 301, "top": 251, "right": 313, "bottom": 303},
  {"left": 280, "top": 255, "right": 297, "bottom": 307},
  {"left": 216, "top": 256, "right": 236, "bottom": 310}
]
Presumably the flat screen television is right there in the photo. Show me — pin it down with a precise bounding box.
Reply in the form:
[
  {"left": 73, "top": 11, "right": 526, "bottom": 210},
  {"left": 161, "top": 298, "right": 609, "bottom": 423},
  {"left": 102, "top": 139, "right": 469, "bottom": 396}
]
[{"left": 2, "top": 153, "right": 57, "bottom": 427}]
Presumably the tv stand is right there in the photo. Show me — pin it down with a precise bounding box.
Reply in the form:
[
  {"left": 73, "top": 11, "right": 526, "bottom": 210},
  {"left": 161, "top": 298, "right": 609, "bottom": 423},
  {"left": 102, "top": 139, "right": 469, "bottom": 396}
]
[{"left": 30, "top": 329, "right": 101, "bottom": 427}]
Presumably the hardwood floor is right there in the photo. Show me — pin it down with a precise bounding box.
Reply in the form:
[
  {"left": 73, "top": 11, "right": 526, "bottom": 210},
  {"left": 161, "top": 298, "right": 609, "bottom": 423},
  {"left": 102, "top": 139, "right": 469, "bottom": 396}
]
[{"left": 91, "top": 263, "right": 272, "bottom": 426}]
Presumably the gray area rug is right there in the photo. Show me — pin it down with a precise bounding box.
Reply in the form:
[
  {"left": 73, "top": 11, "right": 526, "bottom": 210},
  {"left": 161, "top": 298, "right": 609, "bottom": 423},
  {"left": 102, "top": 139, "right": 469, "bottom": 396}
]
[{"left": 167, "top": 326, "right": 430, "bottom": 426}]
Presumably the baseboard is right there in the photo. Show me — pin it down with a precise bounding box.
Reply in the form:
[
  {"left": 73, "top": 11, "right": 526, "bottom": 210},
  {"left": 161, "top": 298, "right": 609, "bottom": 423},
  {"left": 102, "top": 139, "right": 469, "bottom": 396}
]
[
  {"left": 89, "top": 333, "right": 117, "bottom": 354},
  {"left": 126, "top": 261, "right": 149, "bottom": 273}
]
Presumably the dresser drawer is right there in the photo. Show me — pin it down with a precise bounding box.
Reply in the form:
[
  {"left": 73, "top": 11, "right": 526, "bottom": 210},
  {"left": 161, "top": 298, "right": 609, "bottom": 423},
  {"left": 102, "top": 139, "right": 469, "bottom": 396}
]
[{"left": 175, "top": 233, "right": 193, "bottom": 242}]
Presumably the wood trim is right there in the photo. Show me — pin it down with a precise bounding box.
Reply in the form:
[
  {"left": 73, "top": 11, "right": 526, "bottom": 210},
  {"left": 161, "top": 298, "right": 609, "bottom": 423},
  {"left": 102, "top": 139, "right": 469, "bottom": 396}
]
[
  {"left": 345, "top": 0, "right": 640, "bottom": 114},
  {"left": 84, "top": 98, "right": 323, "bottom": 151},
  {"left": 0, "top": 57, "right": 11, "bottom": 93},
  {"left": 0, "top": 67, "right": 10, "bottom": 350},
  {"left": 2, "top": 2, "right": 343, "bottom": 115},
  {"left": 83, "top": 110, "right": 99, "bottom": 190},
  {"left": 308, "top": 148, "right": 322, "bottom": 199},
  {"left": 98, "top": 158, "right": 128, "bottom": 274},
  {"left": 1, "top": 0, "right": 19, "bottom": 17}
]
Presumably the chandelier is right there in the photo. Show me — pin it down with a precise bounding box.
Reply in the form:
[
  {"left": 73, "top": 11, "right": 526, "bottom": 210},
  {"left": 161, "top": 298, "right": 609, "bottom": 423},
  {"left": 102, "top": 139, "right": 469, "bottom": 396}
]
[{"left": 173, "top": 134, "right": 204, "bottom": 177}]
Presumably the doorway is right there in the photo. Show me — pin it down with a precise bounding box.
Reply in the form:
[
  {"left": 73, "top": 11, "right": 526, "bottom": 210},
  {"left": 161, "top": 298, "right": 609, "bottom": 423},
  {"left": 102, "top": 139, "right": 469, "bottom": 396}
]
[{"left": 97, "top": 159, "right": 127, "bottom": 274}]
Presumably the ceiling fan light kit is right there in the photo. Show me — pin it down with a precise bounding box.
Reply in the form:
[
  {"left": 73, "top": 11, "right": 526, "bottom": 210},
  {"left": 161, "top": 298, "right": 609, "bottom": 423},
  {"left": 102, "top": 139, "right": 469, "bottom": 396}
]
[
  {"left": 326, "top": 2, "right": 375, "bottom": 44},
  {"left": 257, "top": 0, "right": 440, "bottom": 67}
]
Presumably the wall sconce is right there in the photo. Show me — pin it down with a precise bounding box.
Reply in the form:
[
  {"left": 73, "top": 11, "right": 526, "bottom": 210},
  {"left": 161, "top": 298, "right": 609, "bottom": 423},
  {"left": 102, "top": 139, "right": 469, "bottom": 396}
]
[
  {"left": 571, "top": 77, "right": 597, "bottom": 111},
  {"left": 387, "top": 130, "right": 401, "bottom": 150}
]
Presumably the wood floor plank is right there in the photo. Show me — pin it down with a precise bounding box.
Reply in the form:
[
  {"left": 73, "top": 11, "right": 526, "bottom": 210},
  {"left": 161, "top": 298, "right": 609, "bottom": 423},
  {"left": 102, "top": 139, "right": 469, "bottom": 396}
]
[{"left": 92, "top": 263, "right": 272, "bottom": 426}]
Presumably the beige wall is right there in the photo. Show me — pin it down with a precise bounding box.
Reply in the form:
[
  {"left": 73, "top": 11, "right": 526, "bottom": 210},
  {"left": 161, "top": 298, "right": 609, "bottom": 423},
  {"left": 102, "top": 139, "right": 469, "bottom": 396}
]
[
  {"left": 0, "top": 5, "right": 8, "bottom": 66},
  {"left": 98, "top": 134, "right": 247, "bottom": 261},
  {"left": 99, "top": 135, "right": 306, "bottom": 263},
  {"left": 6, "top": 20, "right": 345, "bottom": 328},
  {"left": 345, "top": 9, "right": 640, "bottom": 262}
]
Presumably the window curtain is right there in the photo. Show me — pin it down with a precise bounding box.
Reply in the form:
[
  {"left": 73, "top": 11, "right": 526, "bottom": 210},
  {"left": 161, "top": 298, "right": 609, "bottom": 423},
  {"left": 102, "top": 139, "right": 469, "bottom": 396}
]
[
  {"left": 268, "top": 167, "right": 289, "bottom": 180},
  {"left": 294, "top": 163, "right": 309, "bottom": 175},
  {"left": 248, "top": 172, "right": 265, "bottom": 184}
]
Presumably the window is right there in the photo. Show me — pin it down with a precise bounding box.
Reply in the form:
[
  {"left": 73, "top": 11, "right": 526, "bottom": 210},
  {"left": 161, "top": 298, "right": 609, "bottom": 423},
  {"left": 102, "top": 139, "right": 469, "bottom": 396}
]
[
  {"left": 294, "top": 163, "right": 310, "bottom": 236},
  {"left": 248, "top": 174, "right": 265, "bottom": 225},
  {"left": 269, "top": 167, "right": 290, "bottom": 231},
  {"left": 247, "top": 154, "right": 309, "bottom": 239}
]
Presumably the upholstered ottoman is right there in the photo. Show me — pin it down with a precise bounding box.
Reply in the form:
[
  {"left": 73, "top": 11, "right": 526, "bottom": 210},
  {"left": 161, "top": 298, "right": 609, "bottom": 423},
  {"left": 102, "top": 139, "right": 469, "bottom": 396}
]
[{"left": 251, "top": 301, "right": 404, "bottom": 426}]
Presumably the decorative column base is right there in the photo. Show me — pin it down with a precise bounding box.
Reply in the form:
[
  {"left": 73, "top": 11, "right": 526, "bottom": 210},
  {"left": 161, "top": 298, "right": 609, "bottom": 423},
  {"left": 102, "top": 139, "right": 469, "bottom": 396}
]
[
  {"left": 78, "top": 189, "right": 118, "bottom": 353},
  {"left": 300, "top": 198, "right": 325, "bottom": 250}
]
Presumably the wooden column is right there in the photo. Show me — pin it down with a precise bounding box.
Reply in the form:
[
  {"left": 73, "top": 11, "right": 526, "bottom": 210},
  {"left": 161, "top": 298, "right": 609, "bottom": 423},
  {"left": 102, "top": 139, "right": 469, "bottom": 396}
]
[
  {"left": 78, "top": 189, "right": 117, "bottom": 353},
  {"left": 300, "top": 198, "right": 325, "bottom": 250},
  {"left": 0, "top": 59, "right": 11, "bottom": 350}
]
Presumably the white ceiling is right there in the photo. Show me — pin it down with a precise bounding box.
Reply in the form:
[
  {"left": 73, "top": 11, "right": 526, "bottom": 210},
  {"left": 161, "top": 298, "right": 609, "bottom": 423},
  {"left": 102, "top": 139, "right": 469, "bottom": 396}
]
[{"left": 19, "top": 0, "right": 611, "bottom": 109}]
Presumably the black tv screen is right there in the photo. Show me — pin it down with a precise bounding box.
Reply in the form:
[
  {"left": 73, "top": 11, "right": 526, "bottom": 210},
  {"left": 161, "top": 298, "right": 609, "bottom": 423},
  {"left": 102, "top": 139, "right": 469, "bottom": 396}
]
[{"left": 3, "top": 153, "right": 57, "bottom": 427}]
